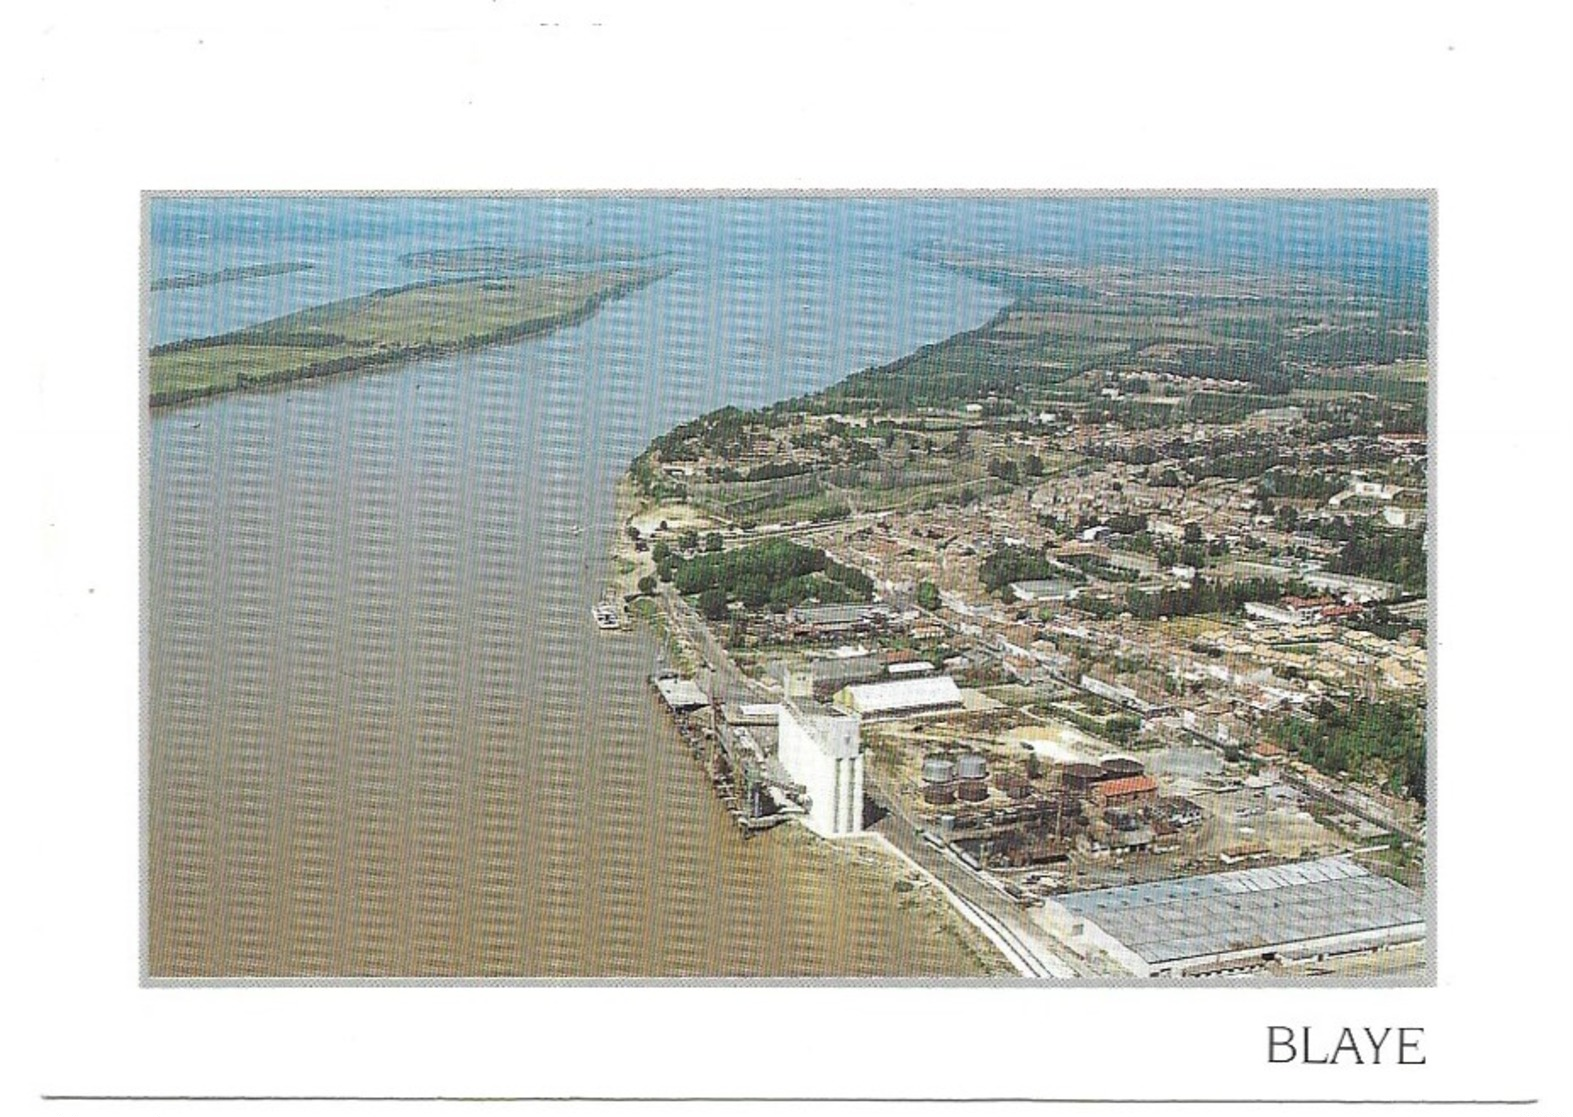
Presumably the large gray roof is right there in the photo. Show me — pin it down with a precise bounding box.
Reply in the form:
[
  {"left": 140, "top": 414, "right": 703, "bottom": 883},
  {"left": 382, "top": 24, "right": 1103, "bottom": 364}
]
[
  {"left": 789, "top": 603, "right": 889, "bottom": 625},
  {"left": 1056, "top": 857, "right": 1425, "bottom": 965}
]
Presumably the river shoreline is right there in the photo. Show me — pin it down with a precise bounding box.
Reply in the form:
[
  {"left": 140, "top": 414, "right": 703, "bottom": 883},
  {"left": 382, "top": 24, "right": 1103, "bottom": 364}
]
[
  {"left": 605, "top": 310, "right": 1031, "bottom": 978},
  {"left": 148, "top": 198, "right": 1026, "bottom": 978}
]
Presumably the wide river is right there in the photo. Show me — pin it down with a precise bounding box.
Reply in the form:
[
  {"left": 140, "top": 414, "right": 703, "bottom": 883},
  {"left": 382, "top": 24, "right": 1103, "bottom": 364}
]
[{"left": 146, "top": 198, "right": 1014, "bottom": 977}]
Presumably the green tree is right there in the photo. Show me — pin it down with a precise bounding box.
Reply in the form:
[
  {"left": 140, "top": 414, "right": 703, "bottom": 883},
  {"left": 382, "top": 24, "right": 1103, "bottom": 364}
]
[
  {"left": 915, "top": 581, "right": 941, "bottom": 611},
  {"left": 704, "top": 531, "right": 724, "bottom": 553},
  {"left": 637, "top": 574, "right": 657, "bottom": 595},
  {"left": 988, "top": 457, "right": 1020, "bottom": 484},
  {"left": 978, "top": 544, "right": 1056, "bottom": 595},
  {"left": 699, "top": 588, "right": 730, "bottom": 621},
  {"left": 1272, "top": 699, "right": 1425, "bottom": 804},
  {"left": 666, "top": 538, "right": 874, "bottom": 611}
]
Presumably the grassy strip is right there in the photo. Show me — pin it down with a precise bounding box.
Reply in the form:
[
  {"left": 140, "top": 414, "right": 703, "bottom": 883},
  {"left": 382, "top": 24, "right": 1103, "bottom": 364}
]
[
  {"left": 629, "top": 598, "right": 699, "bottom": 675},
  {"left": 149, "top": 266, "right": 668, "bottom": 408}
]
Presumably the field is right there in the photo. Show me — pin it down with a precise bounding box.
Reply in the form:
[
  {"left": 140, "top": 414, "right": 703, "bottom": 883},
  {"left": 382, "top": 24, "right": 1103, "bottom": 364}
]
[
  {"left": 149, "top": 266, "right": 668, "bottom": 407},
  {"left": 813, "top": 254, "right": 1428, "bottom": 415}
]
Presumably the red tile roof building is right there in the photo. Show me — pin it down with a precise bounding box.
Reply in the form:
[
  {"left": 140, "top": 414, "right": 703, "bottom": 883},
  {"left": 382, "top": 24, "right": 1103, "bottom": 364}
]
[{"left": 1090, "top": 775, "right": 1159, "bottom": 809}]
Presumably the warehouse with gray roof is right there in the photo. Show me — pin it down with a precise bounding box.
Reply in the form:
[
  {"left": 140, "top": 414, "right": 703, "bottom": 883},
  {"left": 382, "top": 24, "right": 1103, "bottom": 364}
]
[{"left": 1037, "top": 856, "right": 1425, "bottom": 977}]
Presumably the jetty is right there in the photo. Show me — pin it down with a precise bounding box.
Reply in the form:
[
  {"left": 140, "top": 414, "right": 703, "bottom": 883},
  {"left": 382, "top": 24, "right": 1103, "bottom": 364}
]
[{"left": 649, "top": 670, "right": 809, "bottom": 835}]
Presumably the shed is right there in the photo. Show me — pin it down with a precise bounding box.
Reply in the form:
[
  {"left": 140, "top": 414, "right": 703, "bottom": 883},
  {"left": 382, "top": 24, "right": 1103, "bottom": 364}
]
[{"left": 834, "top": 675, "right": 965, "bottom": 717}]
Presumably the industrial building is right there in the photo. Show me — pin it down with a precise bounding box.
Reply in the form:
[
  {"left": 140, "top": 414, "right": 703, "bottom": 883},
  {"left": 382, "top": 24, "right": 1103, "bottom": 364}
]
[
  {"left": 1245, "top": 601, "right": 1308, "bottom": 626},
  {"left": 833, "top": 674, "right": 965, "bottom": 718},
  {"left": 1080, "top": 672, "right": 1169, "bottom": 715},
  {"left": 1009, "top": 578, "right": 1082, "bottom": 604},
  {"left": 1090, "top": 774, "right": 1158, "bottom": 810},
  {"left": 786, "top": 602, "right": 896, "bottom": 638},
  {"left": 807, "top": 653, "right": 887, "bottom": 699},
  {"left": 1037, "top": 856, "right": 1425, "bottom": 977},
  {"left": 652, "top": 674, "right": 708, "bottom": 712},
  {"left": 777, "top": 671, "right": 865, "bottom": 838}
]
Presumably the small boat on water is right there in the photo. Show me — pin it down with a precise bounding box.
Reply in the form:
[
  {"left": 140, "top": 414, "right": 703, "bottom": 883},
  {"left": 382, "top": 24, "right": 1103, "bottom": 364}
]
[{"left": 593, "top": 602, "right": 621, "bottom": 630}]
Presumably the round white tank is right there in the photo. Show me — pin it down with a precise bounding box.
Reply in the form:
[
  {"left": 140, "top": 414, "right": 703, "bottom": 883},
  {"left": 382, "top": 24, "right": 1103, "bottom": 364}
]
[
  {"left": 957, "top": 753, "right": 989, "bottom": 781},
  {"left": 922, "top": 756, "right": 958, "bottom": 784}
]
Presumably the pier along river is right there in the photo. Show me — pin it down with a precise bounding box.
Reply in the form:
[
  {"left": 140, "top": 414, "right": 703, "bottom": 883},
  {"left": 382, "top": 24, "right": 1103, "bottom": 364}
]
[{"left": 146, "top": 197, "right": 1015, "bottom": 977}]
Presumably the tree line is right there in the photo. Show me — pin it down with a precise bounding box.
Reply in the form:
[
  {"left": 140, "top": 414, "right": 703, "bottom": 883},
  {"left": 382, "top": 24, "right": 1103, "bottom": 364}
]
[
  {"left": 663, "top": 539, "right": 874, "bottom": 617},
  {"left": 1271, "top": 699, "right": 1426, "bottom": 804}
]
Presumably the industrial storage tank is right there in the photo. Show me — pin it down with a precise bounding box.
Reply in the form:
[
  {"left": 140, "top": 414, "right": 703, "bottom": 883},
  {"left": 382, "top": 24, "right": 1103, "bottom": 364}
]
[
  {"left": 1100, "top": 757, "right": 1145, "bottom": 779},
  {"left": 956, "top": 753, "right": 989, "bottom": 782},
  {"left": 956, "top": 780, "right": 989, "bottom": 802},
  {"left": 1062, "top": 762, "right": 1111, "bottom": 791},
  {"left": 994, "top": 773, "right": 1032, "bottom": 800},
  {"left": 922, "top": 756, "right": 958, "bottom": 784},
  {"left": 923, "top": 782, "right": 957, "bottom": 805}
]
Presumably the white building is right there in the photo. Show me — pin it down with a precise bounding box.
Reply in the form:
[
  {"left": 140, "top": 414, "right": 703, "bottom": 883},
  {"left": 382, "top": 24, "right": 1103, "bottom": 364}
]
[
  {"left": 1351, "top": 476, "right": 1399, "bottom": 501},
  {"left": 834, "top": 675, "right": 965, "bottom": 718},
  {"left": 1010, "top": 578, "right": 1082, "bottom": 604},
  {"left": 1245, "top": 601, "right": 1305, "bottom": 626},
  {"left": 777, "top": 672, "right": 865, "bottom": 838},
  {"left": 1081, "top": 673, "right": 1133, "bottom": 704}
]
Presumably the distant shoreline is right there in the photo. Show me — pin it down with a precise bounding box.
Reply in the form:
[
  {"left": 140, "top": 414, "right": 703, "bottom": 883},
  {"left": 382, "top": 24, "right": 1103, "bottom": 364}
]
[{"left": 150, "top": 261, "right": 314, "bottom": 292}]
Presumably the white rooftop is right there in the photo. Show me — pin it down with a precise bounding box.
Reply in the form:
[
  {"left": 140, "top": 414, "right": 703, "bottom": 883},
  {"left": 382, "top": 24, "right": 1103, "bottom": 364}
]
[
  {"left": 838, "top": 675, "right": 964, "bottom": 715},
  {"left": 652, "top": 676, "right": 707, "bottom": 711}
]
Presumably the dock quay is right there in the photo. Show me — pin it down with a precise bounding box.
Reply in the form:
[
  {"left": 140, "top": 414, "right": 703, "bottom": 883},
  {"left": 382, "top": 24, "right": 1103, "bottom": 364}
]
[
  {"left": 637, "top": 589, "right": 1080, "bottom": 976},
  {"left": 650, "top": 670, "right": 809, "bottom": 836}
]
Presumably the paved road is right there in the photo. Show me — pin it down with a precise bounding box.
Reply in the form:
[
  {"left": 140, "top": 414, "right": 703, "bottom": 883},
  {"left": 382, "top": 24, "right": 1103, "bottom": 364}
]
[
  {"left": 1278, "top": 768, "right": 1423, "bottom": 846},
  {"left": 658, "top": 586, "right": 766, "bottom": 704}
]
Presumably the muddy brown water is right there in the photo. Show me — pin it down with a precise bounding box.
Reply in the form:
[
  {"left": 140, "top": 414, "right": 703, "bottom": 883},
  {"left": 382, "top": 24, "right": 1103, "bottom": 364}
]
[{"left": 146, "top": 280, "right": 1005, "bottom": 978}]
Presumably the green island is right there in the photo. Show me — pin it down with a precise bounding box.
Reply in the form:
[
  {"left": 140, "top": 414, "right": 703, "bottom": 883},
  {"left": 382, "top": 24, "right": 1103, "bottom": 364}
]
[
  {"left": 151, "top": 261, "right": 314, "bottom": 292},
  {"left": 148, "top": 265, "right": 669, "bottom": 407},
  {"left": 402, "top": 246, "right": 661, "bottom": 275}
]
